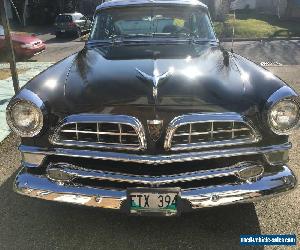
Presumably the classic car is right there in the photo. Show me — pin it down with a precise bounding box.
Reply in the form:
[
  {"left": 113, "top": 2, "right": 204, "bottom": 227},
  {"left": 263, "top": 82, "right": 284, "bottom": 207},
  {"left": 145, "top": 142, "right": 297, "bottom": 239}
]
[
  {"left": 0, "top": 25, "right": 46, "bottom": 58},
  {"left": 7, "top": 0, "right": 298, "bottom": 216}
]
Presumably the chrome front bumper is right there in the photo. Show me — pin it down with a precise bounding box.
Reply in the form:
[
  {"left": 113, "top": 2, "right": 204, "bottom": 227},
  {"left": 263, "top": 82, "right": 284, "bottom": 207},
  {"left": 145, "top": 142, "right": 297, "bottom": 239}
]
[{"left": 14, "top": 164, "right": 297, "bottom": 212}]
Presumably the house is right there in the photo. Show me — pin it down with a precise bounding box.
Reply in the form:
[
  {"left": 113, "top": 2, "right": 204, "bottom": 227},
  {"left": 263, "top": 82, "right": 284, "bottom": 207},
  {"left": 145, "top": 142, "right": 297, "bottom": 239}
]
[
  {"left": 286, "top": 0, "right": 300, "bottom": 18},
  {"left": 230, "top": 0, "right": 256, "bottom": 10},
  {"left": 202, "top": 0, "right": 231, "bottom": 20}
]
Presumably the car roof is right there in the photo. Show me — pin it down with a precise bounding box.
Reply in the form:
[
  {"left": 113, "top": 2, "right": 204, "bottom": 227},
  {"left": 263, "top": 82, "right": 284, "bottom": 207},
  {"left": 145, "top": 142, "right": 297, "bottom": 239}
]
[
  {"left": 59, "top": 13, "right": 83, "bottom": 16},
  {"left": 96, "top": 0, "right": 207, "bottom": 11}
]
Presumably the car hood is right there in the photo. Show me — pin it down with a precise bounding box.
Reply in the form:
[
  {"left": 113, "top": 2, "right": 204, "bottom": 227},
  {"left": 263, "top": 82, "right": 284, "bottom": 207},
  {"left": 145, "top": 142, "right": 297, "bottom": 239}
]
[
  {"left": 23, "top": 42, "right": 286, "bottom": 119},
  {"left": 62, "top": 42, "right": 283, "bottom": 113}
]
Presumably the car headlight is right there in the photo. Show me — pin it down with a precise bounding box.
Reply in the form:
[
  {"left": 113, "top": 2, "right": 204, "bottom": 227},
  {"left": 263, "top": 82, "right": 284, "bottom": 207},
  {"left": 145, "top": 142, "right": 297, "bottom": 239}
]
[
  {"left": 20, "top": 43, "right": 34, "bottom": 49},
  {"left": 268, "top": 99, "right": 300, "bottom": 135},
  {"left": 6, "top": 100, "right": 43, "bottom": 137}
]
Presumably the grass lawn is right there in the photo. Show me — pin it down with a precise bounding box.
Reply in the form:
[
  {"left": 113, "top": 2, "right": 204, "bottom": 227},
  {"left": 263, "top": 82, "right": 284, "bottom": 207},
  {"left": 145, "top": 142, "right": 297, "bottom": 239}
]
[
  {"left": 0, "top": 69, "right": 12, "bottom": 80},
  {"left": 0, "top": 69, "right": 26, "bottom": 80},
  {"left": 214, "top": 11, "right": 300, "bottom": 39}
]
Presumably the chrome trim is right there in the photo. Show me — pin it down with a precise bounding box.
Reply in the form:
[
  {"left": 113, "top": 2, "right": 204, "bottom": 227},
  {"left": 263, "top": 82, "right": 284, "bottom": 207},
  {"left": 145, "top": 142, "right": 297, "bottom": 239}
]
[
  {"left": 236, "top": 165, "right": 264, "bottom": 182},
  {"left": 267, "top": 98, "right": 300, "bottom": 135},
  {"left": 19, "top": 142, "right": 292, "bottom": 165},
  {"left": 21, "top": 152, "right": 46, "bottom": 168},
  {"left": 50, "top": 114, "right": 147, "bottom": 151},
  {"left": 11, "top": 89, "right": 45, "bottom": 110},
  {"left": 263, "top": 150, "right": 289, "bottom": 166},
  {"left": 183, "top": 165, "right": 297, "bottom": 208},
  {"left": 6, "top": 89, "right": 45, "bottom": 138},
  {"left": 46, "top": 162, "right": 252, "bottom": 185},
  {"left": 164, "top": 113, "right": 261, "bottom": 151},
  {"left": 266, "top": 86, "right": 298, "bottom": 108},
  {"left": 265, "top": 86, "right": 300, "bottom": 135},
  {"left": 147, "top": 119, "right": 164, "bottom": 142},
  {"left": 136, "top": 67, "right": 173, "bottom": 99},
  {"left": 14, "top": 165, "right": 297, "bottom": 210}
]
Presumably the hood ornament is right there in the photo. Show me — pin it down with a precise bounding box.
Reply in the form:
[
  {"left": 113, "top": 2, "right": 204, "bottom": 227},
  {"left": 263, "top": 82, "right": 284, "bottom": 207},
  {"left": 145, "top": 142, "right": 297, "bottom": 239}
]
[
  {"left": 136, "top": 66, "right": 174, "bottom": 99},
  {"left": 147, "top": 120, "right": 164, "bottom": 142}
]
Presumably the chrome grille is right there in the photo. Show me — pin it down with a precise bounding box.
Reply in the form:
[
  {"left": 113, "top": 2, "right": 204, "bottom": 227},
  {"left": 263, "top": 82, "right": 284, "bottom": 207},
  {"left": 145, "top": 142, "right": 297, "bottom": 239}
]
[
  {"left": 165, "top": 113, "right": 260, "bottom": 151},
  {"left": 32, "top": 41, "right": 41, "bottom": 46},
  {"left": 51, "top": 115, "right": 146, "bottom": 151}
]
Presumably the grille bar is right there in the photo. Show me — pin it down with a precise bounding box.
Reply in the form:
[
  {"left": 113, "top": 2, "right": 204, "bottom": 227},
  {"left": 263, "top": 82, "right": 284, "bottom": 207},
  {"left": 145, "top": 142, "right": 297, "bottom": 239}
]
[
  {"left": 51, "top": 114, "right": 147, "bottom": 151},
  {"left": 60, "top": 129, "right": 138, "bottom": 136},
  {"left": 173, "top": 127, "right": 251, "bottom": 137},
  {"left": 165, "top": 113, "right": 261, "bottom": 151}
]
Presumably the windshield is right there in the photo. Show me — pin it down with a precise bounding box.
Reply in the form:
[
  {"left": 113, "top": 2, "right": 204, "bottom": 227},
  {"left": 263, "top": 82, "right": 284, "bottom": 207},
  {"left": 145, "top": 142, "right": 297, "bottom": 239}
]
[{"left": 90, "top": 6, "right": 216, "bottom": 41}]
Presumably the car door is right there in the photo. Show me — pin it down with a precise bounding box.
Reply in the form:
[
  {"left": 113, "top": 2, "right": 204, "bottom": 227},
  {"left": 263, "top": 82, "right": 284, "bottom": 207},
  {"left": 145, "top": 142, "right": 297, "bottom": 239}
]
[
  {"left": 0, "top": 26, "right": 6, "bottom": 52},
  {"left": 79, "top": 15, "right": 89, "bottom": 32},
  {"left": 75, "top": 14, "right": 85, "bottom": 31},
  {"left": 83, "top": 15, "right": 92, "bottom": 31}
]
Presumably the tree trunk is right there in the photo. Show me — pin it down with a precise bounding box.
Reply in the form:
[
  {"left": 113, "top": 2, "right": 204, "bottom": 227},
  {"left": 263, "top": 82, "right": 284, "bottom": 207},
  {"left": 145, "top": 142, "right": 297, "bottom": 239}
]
[
  {"left": 64, "top": 0, "right": 74, "bottom": 12},
  {"left": 22, "top": 0, "right": 28, "bottom": 26},
  {"left": 286, "top": 0, "right": 293, "bottom": 17}
]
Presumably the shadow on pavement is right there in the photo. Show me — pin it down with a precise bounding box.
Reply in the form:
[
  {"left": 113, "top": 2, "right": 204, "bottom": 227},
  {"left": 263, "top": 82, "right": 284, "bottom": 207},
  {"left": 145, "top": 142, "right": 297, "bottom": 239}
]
[
  {"left": 230, "top": 40, "right": 300, "bottom": 65},
  {"left": 45, "top": 36, "right": 80, "bottom": 44},
  {"left": 0, "top": 172, "right": 263, "bottom": 249}
]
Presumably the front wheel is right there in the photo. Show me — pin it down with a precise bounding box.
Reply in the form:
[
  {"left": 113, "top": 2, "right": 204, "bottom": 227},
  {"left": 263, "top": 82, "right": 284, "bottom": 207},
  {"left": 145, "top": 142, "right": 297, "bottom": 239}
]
[{"left": 55, "top": 32, "right": 62, "bottom": 38}]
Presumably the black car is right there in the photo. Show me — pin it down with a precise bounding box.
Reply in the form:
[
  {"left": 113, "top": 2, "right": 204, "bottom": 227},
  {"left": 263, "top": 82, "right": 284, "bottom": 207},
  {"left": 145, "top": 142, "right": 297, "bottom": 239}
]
[
  {"left": 54, "top": 12, "right": 92, "bottom": 38},
  {"left": 7, "top": 0, "right": 299, "bottom": 216}
]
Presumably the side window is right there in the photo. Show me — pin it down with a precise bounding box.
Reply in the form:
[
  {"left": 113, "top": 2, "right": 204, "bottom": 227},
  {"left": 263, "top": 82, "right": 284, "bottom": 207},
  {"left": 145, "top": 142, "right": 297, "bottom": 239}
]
[
  {"left": 191, "top": 12, "right": 214, "bottom": 39},
  {"left": 80, "top": 16, "right": 87, "bottom": 21},
  {"left": 74, "top": 15, "right": 82, "bottom": 21},
  {"left": 91, "top": 13, "right": 114, "bottom": 39}
]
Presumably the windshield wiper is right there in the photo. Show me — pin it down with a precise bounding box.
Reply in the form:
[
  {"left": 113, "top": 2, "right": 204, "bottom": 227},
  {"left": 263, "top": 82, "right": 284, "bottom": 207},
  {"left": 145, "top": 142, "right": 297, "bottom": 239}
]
[
  {"left": 88, "top": 35, "right": 215, "bottom": 46},
  {"left": 109, "top": 34, "right": 153, "bottom": 42},
  {"left": 122, "top": 34, "right": 153, "bottom": 38},
  {"left": 184, "top": 34, "right": 215, "bottom": 44}
]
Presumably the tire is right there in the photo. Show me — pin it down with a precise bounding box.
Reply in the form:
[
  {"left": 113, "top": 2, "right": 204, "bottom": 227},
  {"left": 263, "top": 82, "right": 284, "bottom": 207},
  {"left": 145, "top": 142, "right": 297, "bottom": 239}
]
[{"left": 55, "top": 32, "right": 62, "bottom": 38}]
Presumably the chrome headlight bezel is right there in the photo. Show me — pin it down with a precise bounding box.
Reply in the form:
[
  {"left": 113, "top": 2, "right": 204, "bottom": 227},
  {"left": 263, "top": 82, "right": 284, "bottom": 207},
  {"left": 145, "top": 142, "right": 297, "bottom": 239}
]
[
  {"left": 6, "top": 99, "right": 44, "bottom": 137},
  {"left": 267, "top": 98, "right": 300, "bottom": 135}
]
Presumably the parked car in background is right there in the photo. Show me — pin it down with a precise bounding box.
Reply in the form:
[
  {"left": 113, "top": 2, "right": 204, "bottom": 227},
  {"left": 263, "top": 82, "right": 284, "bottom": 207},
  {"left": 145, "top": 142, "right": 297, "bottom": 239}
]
[
  {"left": 54, "top": 13, "right": 92, "bottom": 38},
  {"left": 0, "top": 25, "right": 46, "bottom": 58}
]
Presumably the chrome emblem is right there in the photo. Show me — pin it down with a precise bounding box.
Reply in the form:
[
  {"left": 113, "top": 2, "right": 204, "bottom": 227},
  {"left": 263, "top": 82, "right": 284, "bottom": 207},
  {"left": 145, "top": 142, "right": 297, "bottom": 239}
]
[
  {"left": 136, "top": 66, "right": 173, "bottom": 99},
  {"left": 147, "top": 120, "right": 164, "bottom": 142}
]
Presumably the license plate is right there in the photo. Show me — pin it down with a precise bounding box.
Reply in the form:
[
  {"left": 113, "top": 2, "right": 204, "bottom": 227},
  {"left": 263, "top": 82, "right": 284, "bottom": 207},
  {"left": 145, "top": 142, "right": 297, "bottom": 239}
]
[
  {"left": 127, "top": 188, "right": 180, "bottom": 216},
  {"left": 61, "top": 30, "right": 65, "bottom": 32}
]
